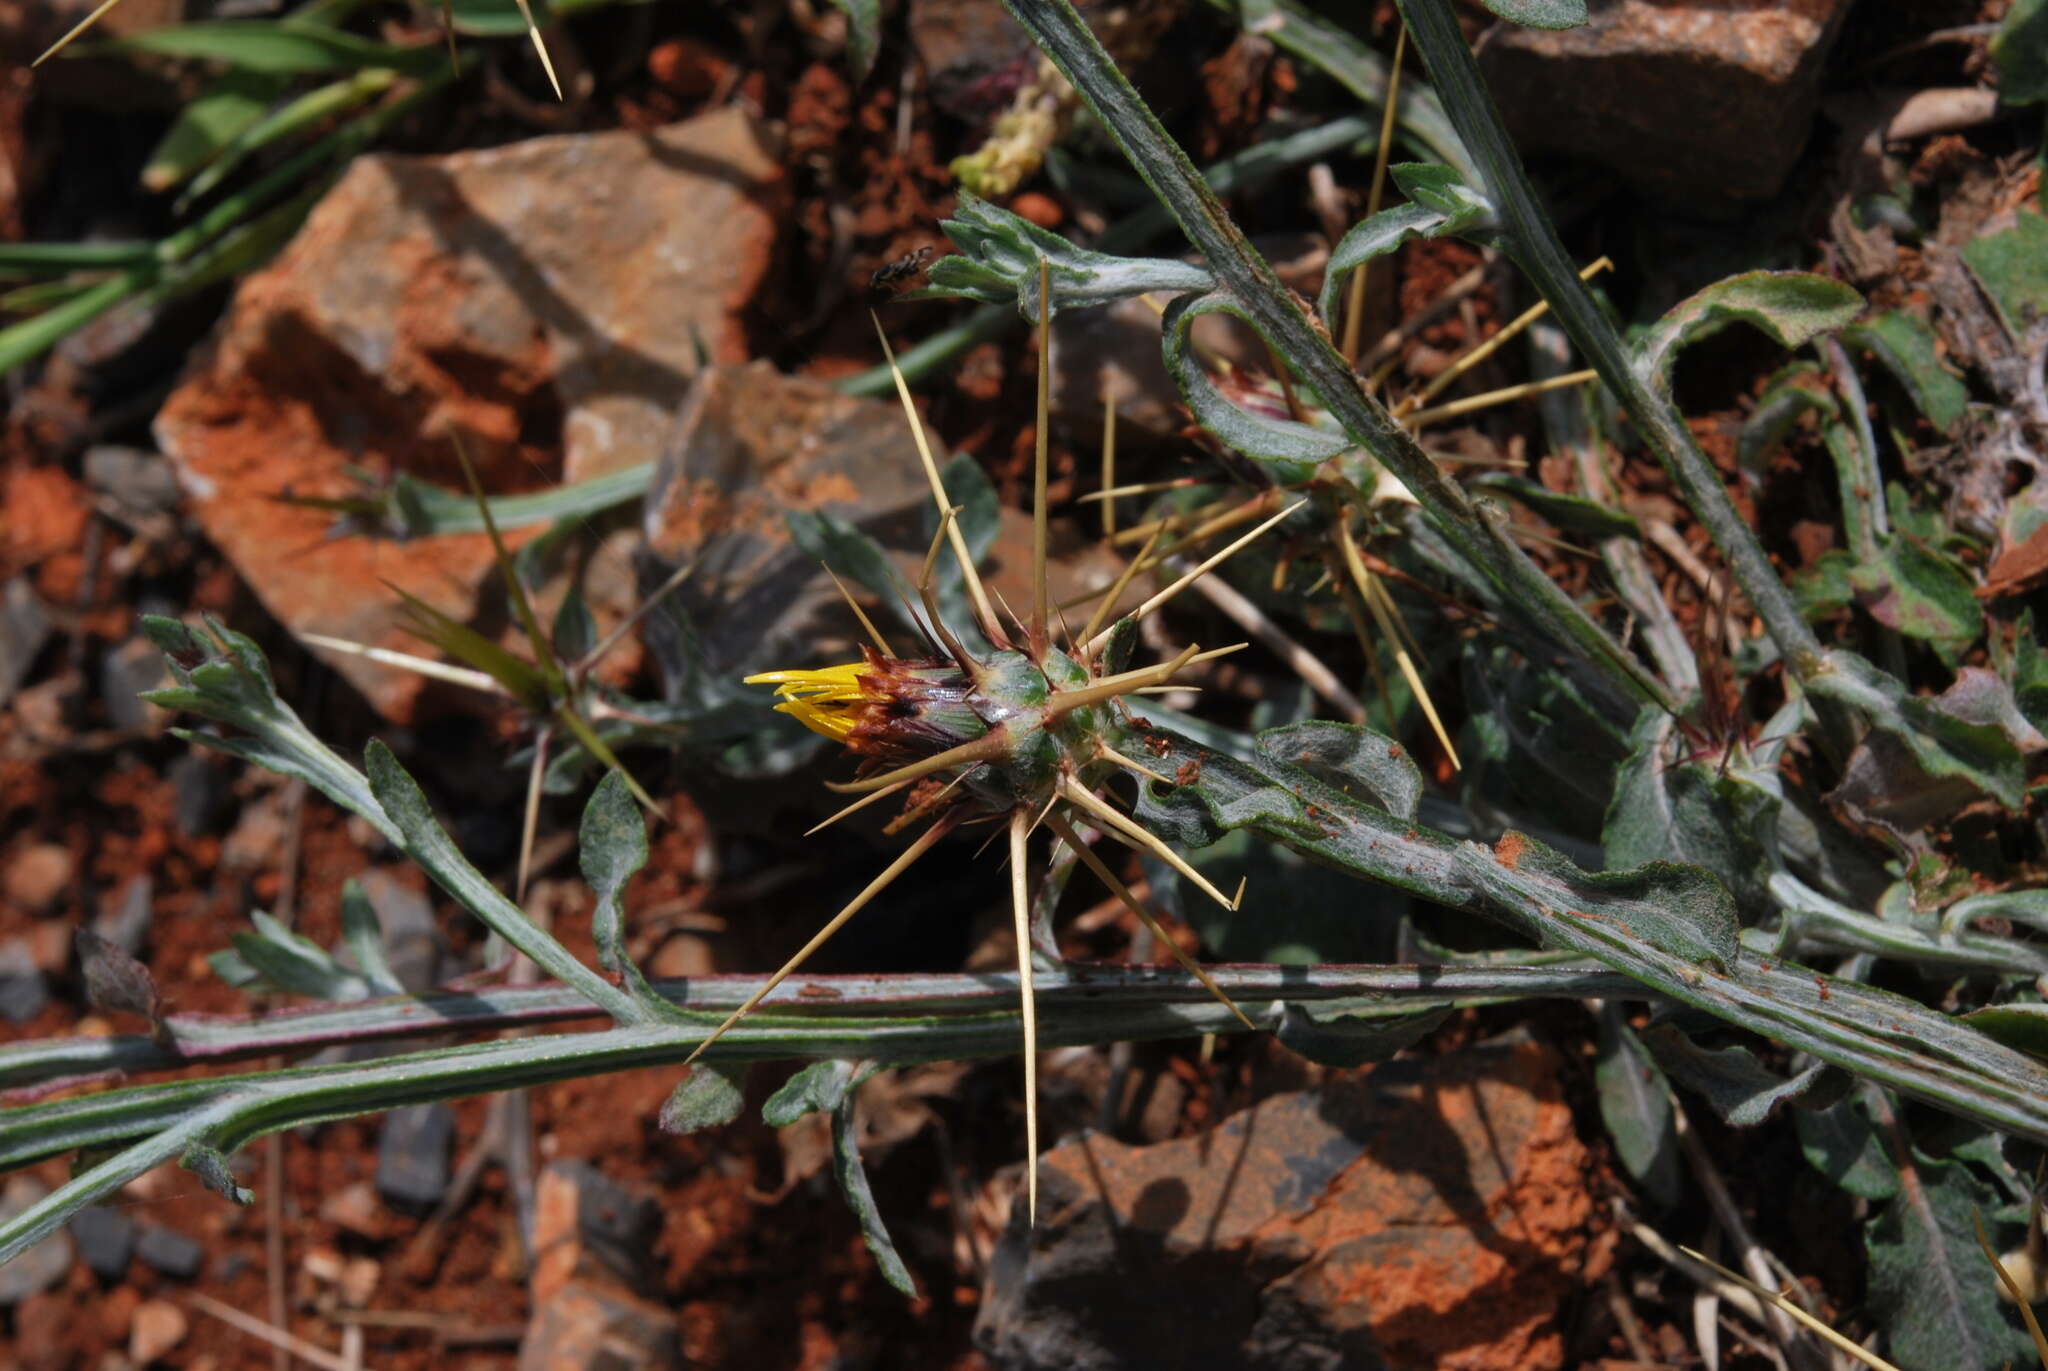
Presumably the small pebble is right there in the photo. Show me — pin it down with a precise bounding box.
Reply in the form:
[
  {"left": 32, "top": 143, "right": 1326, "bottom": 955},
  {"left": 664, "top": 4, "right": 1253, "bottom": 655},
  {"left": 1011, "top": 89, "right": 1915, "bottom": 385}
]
[
  {"left": 129, "top": 1298, "right": 188, "bottom": 1365},
  {"left": 375, "top": 1103, "right": 455, "bottom": 1211},
  {"left": 0, "top": 938, "right": 48, "bottom": 1024},
  {"left": 70, "top": 1205, "right": 137, "bottom": 1280},
  {"left": 0, "top": 1177, "right": 74, "bottom": 1303},
  {"left": 134, "top": 1225, "right": 203, "bottom": 1280},
  {"left": 4, "top": 843, "right": 74, "bottom": 912}
]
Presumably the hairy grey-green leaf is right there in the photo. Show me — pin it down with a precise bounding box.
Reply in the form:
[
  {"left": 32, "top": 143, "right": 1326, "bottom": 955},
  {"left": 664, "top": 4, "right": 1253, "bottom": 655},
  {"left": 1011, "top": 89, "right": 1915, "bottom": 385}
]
[
  {"left": 1470, "top": 472, "right": 1639, "bottom": 541},
  {"left": 550, "top": 585, "right": 596, "bottom": 664},
  {"left": 1255, "top": 719, "right": 1422, "bottom": 820},
  {"left": 1796, "top": 1097, "right": 1898, "bottom": 1200},
  {"left": 579, "top": 770, "right": 680, "bottom": 1019},
  {"left": 1867, "top": 1152, "right": 2036, "bottom": 1371},
  {"left": 659, "top": 1064, "right": 747, "bottom": 1135},
  {"left": 181, "top": 1142, "right": 253, "bottom": 1205},
  {"left": 1848, "top": 534, "right": 1983, "bottom": 647},
  {"left": 1276, "top": 1003, "right": 1448, "bottom": 1068},
  {"left": 1635, "top": 272, "right": 1864, "bottom": 395},
  {"left": 1841, "top": 311, "right": 1969, "bottom": 435},
  {"left": 1961, "top": 1003, "right": 2048, "bottom": 1060},
  {"left": 1735, "top": 367, "right": 1832, "bottom": 478},
  {"left": 832, "top": 1091, "right": 917, "bottom": 1296},
  {"left": 1317, "top": 201, "right": 1456, "bottom": 328},
  {"left": 1477, "top": 0, "right": 1586, "bottom": 27},
  {"left": 762, "top": 1059, "right": 862, "bottom": 1127},
  {"left": 337, "top": 881, "right": 402, "bottom": 998},
  {"left": 1594, "top": 1005, "right": 1680, "bottom": 1207},
  {"left": 1814, "top": 654, "right": 2039, "bottom": 827},
  {"left": 908, "top": 192, "right": 1213, "bottom": 321},
  {"left": 1639, "top": 1024, "right": 1840, "bottom": 1126},
  {"left": 1961, "top": 210, "right": 2048, "bottom": 340},
  {"left": 1160, "top": 291, "right": 1347, "bottom": 477},
  {"left": 229, "top": 911, "right": 375, "bottom": 1002},
  {"left": 1602, "top": 706, "right": 1780, "bottom": 917}
]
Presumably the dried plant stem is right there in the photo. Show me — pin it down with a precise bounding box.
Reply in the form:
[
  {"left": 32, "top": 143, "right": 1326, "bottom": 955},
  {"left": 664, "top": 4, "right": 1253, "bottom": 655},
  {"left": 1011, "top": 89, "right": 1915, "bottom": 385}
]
[{"left": 1009, "top": 812, "right": 1040, "bottom": 1224}]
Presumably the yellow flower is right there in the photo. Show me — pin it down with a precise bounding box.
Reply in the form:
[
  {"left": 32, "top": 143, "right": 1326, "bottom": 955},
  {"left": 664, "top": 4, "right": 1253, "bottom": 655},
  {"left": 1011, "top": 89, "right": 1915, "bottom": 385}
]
[{"left": 743, "top": 663, "right": 874, "bottom": 742}]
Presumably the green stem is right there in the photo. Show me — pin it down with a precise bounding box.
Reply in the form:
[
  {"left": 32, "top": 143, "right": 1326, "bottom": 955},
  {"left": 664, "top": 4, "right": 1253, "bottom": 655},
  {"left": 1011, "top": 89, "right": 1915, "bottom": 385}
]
[
  {"left": 999, "top": 0, "right": 1671, "bottom": 712},
  {"left": 1392, "top": 0, "right": 1823, "bottom": 681},
  {"left": 0, "top": 962, "right": 1630, "bottom": 1093}
]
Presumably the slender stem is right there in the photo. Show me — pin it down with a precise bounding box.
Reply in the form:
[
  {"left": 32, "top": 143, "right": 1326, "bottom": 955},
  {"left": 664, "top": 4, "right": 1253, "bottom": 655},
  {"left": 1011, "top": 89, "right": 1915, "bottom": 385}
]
[
  {"left": 1, "top": 963, "right": 1628, "bottom": 1095},
  {"left": 1392, "top": 0, "right": 1822, "bottom": 680},
  {"left": 1009, "top": 813, "right": 1040, "bottom": 1224}
]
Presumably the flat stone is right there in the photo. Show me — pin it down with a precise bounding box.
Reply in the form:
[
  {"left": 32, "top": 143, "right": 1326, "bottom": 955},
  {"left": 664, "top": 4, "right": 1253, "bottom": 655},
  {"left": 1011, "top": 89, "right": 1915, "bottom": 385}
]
[
  {"left": 531, "top": 1162, "right": 663, "bottom": 1304},
  {"left": 69, "top": 1204, "right": 137, "bottom": 1279},
  {"left": 100, "top": 634, "right": 169, "bottom": 732},
  {"left": 4, "top": 842, "right": 74, "bottom": 912},
  {"left": 154, "top": 108, "right": 785, "bottom": 723},
  {"left": 318, "top": 1179, "right": 388, "bottom": 1242},
  {"left": 0, "top": 576, "right": 51, "bottom": 707},
  {"left": 129, "top": 1298, "right": 188, "bottom": 1364},
  {"left": 376, "top": 1102, "right": 456, "bottom": 1211},
  {"left": 517, "top": 1277, "right": 683, "bottom": 1371},
  {"left": 134, "top": 1225, "right": 204, "bottom": 1280},
  {"left": 1477, "top": 1, "right": 1851, "bottom": 209},
  {"left": 92, "top": 875, "right": 154, "bottom": 959},
  {"left": 640, "top": 361, "right": 934, "bottom": 680},
  {"left": 0, "top": 1177, "right": 75, "bottom": 1303},
  {"left": 975, "top": 1034, "right": 1595, "bottom": 1371},
  {"left": 0, "top": 937, "right": 48, "bottom": 1024},
  {"left": 84, "top": 445, "right": 182, "bottom": 523},
  {"left": 168, "top": 753, "right": 230, "bottom": 838},
  {"left": 358, "top": 869, "right": 442, "bottom": 993}
]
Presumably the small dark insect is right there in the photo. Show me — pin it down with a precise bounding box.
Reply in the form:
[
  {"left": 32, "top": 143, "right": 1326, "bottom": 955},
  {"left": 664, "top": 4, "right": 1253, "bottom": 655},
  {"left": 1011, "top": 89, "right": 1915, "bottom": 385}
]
[{"left": 869, "top": 246, "right": 933, "bottom": 295}]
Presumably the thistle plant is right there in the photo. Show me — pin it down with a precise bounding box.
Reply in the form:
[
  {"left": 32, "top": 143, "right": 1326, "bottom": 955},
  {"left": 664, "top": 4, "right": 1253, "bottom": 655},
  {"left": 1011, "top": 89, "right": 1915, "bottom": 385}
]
[{"left": 7, "top": 1, "right": 2048, "bottom": 1357}]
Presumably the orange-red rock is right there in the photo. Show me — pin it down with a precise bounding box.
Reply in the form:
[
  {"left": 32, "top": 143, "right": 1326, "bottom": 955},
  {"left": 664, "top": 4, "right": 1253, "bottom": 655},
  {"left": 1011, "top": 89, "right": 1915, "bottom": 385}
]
[
  {"left": 155, "top": 109, "right": 784, "bottom": 722},
  {"left": 977, "top": 1034, "right": 1597, "bottom": 1371}
]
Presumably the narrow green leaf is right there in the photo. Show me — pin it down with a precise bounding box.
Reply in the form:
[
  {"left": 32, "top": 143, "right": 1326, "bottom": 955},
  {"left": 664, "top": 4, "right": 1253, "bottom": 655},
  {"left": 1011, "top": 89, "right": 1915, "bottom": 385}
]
[
  {"left": 550, "top": 585, "right": 595, "bottom": 664},
  {"left": 1841, "top": 311, "right": 1970, "bottom": 435},
  {"left": 659, "top": 1064, "right": 747, "bottom": 1134},
  {"left": 141, "top": 69, "right": 282, "bottom": 192},
  {"left": 1477, "top": 0, "right": 1586, "bottom": 27},
  {"left": 1962, "top": 1004, "right": 2048, "bottom": 1060},
  {"left": 177, "top": 68, "right": 398, "bottom": 210},
  {"left": 1796, "top": 1097, "right": 1898, "bottom": 1200},
  {"left": 1470, "top": 472, "right": 1639, "bottom": 541},
  {"left": 1639, "top": 1023, "right": 1840, "bottom": 1127},
  {"left": 0, "top": 270, "right": 152, "bottom": 378},
  {"left": 1316, "top": 199, "right": 1458, "bottom": 327},
  {"left": 1254, "top": 719, "right": 1421, "bottom": 820},
  {"left": 1961, "top": 210, "right": 2048, "bottom": 341},
  {"left": 579, "top": 769, "right": 648, "bottom": 978},
  {"left": 110, "top": 21, "right": 439, "bottom": 75},
  {"left": 1635, "top": 272, "right": 1865, "bottom": 394},
  {"left": 1161, "top": 290, "right": 1349, "bottom": 473},
  {"left": 908, "top": 191, "right": 1212, "bottom": 323},
  {"left": 1594, "top": 1006, "right": 1680, "bottom": 1207},
  {"left": 0, "top": 241, "right": 156, "bottom": 274},
  {"left": 1868, "top": 1152, "right": 2037, "bottom": 1370},
  {"left": 1992, "top": 0, "right": 2048, "bottom": 106},
  {"left": 1736, "top": 365, "right": 1832, "bottom": 477},
  {"left": 337, "top": 880, "right": 402, "bottom": 997},
  {"left": 390, "top": 583, "right": 552, "bottom": 710},
  {"left": 1275, "top": 1003, "right": 1447, "bottom": 1067},
  {"left": 825, "top": 0, "right": 880, "bottom": 81},
  {"left": 832, "top": 1090, "right": 917, "bottom": 1296},
  {"left": 762, "top": 1059, "right": 861, "bottom": 1126}
]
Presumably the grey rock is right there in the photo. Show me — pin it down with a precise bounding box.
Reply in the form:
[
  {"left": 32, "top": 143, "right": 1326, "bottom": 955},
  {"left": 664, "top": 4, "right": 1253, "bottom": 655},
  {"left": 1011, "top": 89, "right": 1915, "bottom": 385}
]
[
  {"left": 100, "top": 634, "right": 168, "bottom": 732},
  {"left": 169, "top": 753, "right": 229, "bottom": 837},
  {"left": 542, "top": 1162, "right": 662, "bottom": 1292},
  {"left": 0, "top": 1177, "right": 75, "bottom": 1303},
  {"left": 358, "top": 869, "right": 442, "bottom": 993},
  {"left": 83, "top": 445, "right": 182, "bottom": 523},
  {"left": 0, "top": 577, "right": 52, "bottom": 708},
  {"left": 1476, "top": 1, "right": 1852, "bottom": 210},
  {"left": 0, "top": 938, "right": 49, "bottom": 1024},
  {"left": 135, "top": 1224, "right": 204, "bottom": 1279},
  {"left": 640, "top": 362, "right": 933, "bottom": 691},
  {"left": 517, "top": 1277, "right": 682, "bottom": 1371},
  {"left": 69, "top": 1205, "right": 136, "bottom": 1280},
  {"left": 376, "top": 1102, "right": 455, "bottom": 1210},
  {"left": 93, "top": 875, "right": 154, "bottom": 958}
]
